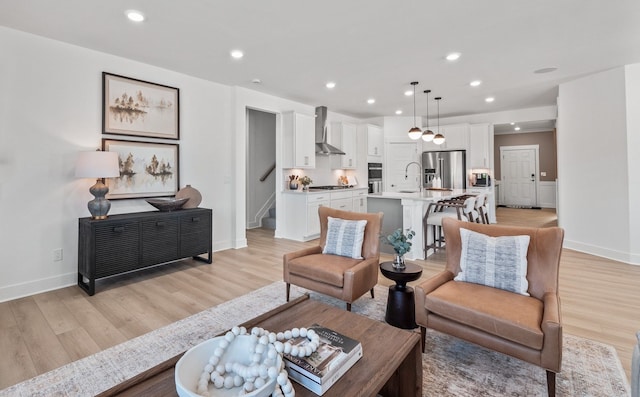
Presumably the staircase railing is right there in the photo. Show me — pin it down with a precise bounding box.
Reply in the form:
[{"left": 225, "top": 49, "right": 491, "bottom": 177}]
[{"left": 259, "top": 163, "right": 276, "bottom": 182}]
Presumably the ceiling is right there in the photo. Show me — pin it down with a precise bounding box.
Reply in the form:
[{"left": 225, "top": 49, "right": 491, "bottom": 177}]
[
  {"left": 2, "top": 1, "right": 640, "bottom": 120},
  {"left": 494, "top": 120, "right": 556, "bottom": 135}
]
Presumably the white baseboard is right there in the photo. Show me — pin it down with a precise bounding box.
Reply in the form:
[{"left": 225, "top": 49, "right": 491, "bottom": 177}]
[
  {"left": 0, "top": 272, "right": 76, "bottom": 303},
  {"left": 564, "top": 239, "right": 639, "bottom": 266}
]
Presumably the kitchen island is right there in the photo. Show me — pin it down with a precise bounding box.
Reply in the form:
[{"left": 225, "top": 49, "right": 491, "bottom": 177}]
[{"left": 368, "top": 188, "right": 495, "bottom": 260}]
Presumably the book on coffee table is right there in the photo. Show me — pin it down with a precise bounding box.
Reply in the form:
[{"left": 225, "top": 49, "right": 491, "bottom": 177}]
[{"left": 284, "top": 324, "right": 362, "bottom": 395}]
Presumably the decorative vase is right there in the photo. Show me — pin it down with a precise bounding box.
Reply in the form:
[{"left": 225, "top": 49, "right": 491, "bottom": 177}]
[
  {"left": 289, "top": 183, "right": 299, "bottom": 190},
  {"left": 175, "top": 184, "right": 202, "bottom": 209},
  {"left": 393, "top": 254, "right": 406, "bottom": 270},
  {"left": 302, "top": 185, "right": 309, "bottom": 191}
]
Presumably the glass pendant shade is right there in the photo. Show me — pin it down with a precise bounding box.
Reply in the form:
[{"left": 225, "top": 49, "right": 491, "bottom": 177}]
[
  {"left": 408, "top": 127, "right": 422, "bottom": 140},
  {"left": 407, "top": 81, "right": 421, "bottom": 139},
  {"left": 421, "top": 89, "right": 434, "bottom": 142},
  {"left": 433, "top": 133, "right": 446, "bottom": 145},
  {"left": 422, "top": 129, "right": 435, "bottom": 142}
]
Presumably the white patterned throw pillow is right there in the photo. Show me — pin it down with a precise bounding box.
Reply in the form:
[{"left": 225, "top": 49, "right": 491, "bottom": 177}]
[
  {"left": 454, "top": 228, "right": 531, "bottom": 296},
  {"left": 322, "top": 217, "right": 367, "bottom": 259}
]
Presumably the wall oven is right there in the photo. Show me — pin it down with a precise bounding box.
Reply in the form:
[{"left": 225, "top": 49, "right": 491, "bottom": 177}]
[{"left": 368, "top": 162, "right": 383, "bottom": 193}]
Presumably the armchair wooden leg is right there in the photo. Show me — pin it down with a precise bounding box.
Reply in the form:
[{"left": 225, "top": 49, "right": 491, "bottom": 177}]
[
  {"left": 420, "top": 326, "right": 426, "bottom": 353},
  {"left": 370, "top": 288, "right": 375, "bottom": 299},
  {"left": 546, "top": 370, "right": 556, "bottom": 397},
  {"left": 286, "top": 283, "right": 290, "bottom": 302},
  {"left": 346, "top": 303, "right": 351, "bottom": 312}
]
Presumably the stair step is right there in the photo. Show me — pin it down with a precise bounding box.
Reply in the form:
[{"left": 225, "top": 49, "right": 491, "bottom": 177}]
[{"left": 262, "top": 216, "right": 276, "bottom": 230}]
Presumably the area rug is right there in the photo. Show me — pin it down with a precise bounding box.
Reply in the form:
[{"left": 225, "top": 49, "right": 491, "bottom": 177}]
[
  {"left": 1, "top": 281, "right": 629, "bottom": 397},
  {"left": 310, "top": 285, "right": 630, "bottom": 397}
]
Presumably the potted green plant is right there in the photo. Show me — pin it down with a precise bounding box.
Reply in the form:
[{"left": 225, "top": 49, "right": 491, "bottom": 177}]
[
  {"left": 384, "top": 228, "right": 415, "bottom": 269},
  {"left": 299, "top": 176, "right": 313, "bottom": 191}
]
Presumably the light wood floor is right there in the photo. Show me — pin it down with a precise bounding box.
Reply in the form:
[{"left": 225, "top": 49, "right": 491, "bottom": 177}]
[{"left": 1, "top": 207, "right": 639, "bottom": 390}]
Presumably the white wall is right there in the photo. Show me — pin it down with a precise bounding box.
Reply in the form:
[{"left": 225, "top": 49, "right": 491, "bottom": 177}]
[
  {"left": 624, "top": 64, "right": 640, "bottom": 264},
  {"left": 557, "top": 66, "right": 637, "bottom": 264},
  {"left": 0, "top": 27, "right": 233, "bottom": 301}
]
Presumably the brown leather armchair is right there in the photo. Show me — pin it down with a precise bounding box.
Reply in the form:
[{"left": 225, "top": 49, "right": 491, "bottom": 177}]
[
  {"left": 415, "top": 218, "right": 564, "bottom": 397},
  {"left": 283, "top": 206, "right": 383, "bottom": 311}
]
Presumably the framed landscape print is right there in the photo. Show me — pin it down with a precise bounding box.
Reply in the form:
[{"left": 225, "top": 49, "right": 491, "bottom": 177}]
[
  {"left": 102, "top": 139, "right": 179, "bottom": 199},
  {"left": 102, "top": 72, "right": 180, "bottom": 139}
]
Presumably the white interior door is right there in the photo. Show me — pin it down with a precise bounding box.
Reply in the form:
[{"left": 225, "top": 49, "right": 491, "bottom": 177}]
[
  {"left": 386, "top": 142, "right": 421, "bottom": 192},
  {"left": 501, "top": 147, "right": 538, "bottom": 206}
]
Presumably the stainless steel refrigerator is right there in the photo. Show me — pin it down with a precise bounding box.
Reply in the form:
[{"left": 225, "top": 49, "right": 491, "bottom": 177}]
[{"left": 421, "top": 150, "right": 467, "bottom": 189}]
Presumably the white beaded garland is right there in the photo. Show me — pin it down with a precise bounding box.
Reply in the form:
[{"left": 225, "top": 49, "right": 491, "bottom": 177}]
[{"left": 197, "top": 324, "right": 321, "bottom": 397}]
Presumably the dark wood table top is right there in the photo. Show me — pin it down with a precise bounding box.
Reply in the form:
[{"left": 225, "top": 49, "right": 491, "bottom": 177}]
[
  {"left": 97, "top": 295, "right": 422, "bottom": 397},
  {"left": 380, "top": 261, "right": 423, "bottom": 285}
]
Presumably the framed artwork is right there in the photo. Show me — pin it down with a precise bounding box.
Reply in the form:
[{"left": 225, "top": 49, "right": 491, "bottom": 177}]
[
  {"left": 102, "top": 139, "right": 179, "bottom": 199},
  {"left": 102, "top": 72, "right": 180, "bottom": 139}
]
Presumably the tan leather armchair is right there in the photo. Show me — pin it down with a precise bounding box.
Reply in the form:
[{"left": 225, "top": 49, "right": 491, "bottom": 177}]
[
  {"left": 415, "top": 218, "right": 564, "bottom": 397},
  {"left": 283, "top": 206, "right": 383, "bottom": 311}
]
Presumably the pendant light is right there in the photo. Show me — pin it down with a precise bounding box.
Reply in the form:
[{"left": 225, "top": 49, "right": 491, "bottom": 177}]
[
  {"left": 433, "top": 97, "right": 446, "bottom": 145},
  {"left": 421, "top": 89, "right": 435, "bottom": 142},
  {"left": 407, "top": 82, "right": 422, "bottom": 140}
]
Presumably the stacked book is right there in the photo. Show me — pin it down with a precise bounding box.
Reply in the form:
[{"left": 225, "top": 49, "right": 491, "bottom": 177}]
[{"left": 283, "top": 324, "right": 362, "bottom": 395}]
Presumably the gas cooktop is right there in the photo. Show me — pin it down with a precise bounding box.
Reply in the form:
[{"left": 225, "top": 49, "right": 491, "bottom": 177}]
[{"left": 308, "top": 185, "right": 354, "bottom": 191}]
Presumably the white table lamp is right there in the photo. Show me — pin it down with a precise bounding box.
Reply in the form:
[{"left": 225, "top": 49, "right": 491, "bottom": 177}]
[{"left": 76, "top": 150, "right": 120, "bottom": 219}]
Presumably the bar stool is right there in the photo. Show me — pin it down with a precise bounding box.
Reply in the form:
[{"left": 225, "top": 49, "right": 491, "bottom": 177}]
[
  {"left": 473, "top": 193, "right": 487, "bottom": 223},
  {"left": 423, "top": 196, "right": 476, "bottom": 253}
]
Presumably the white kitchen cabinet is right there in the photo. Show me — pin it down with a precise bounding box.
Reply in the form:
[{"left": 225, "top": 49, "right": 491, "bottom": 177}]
[
  {"left": 352, "top": 189, "right": 368, "bottom": 212},
  {"left": 422, "top": 123, "right": 469, "bottom": 151},
  {"left": 282, "top": 111, "right": 315, "bottom": 169},
  {"left": 469, "top": 123, "right": 491, "bottom": 169},
  {"left": 330, "top": 122, "right": 357, "bottom": 169},
  {"left": 281, "top": 189, "right": 368, "bottom": 241},
  {"left": 366, "top": 124, "right": 384, "bottom": 158}
]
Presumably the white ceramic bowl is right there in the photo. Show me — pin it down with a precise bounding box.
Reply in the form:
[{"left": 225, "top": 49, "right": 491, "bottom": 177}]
[{"left": 175, "top": 335, "right": 281, "bottom": 397}]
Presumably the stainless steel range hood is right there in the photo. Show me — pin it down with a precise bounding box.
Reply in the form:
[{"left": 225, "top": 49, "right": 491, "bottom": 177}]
[{"left": 315, "top": 106, "right": 345, "bottom": 155}]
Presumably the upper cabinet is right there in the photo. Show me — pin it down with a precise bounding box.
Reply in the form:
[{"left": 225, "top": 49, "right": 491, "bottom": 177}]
[
  {"left": 330, "top": 122, "right": 357, "bottom": 169},
  {"left": 366, "top": 124, "right": 384, "bottom": 158},
  {"left": 282, "top": 111, "right": 315, "bottom": 169},
  {"left": 422, "top": 123, "right": 469, "bottom": 151},
  {"left": 468, "top": 123, "right": 491, "bottom": 169}
]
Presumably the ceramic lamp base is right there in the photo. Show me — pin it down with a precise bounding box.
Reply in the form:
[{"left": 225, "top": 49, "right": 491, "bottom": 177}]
[{"left": 88, "top": 179, "right": 111, "bottom": 219}]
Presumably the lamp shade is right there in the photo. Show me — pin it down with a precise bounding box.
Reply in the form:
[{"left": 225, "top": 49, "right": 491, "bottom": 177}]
[{"left": 75, "top": 151, "right": 120, "bottom": 178}]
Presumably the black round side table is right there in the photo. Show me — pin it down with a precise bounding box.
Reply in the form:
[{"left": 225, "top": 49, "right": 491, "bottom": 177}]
[{"left": 379, "top": 261, "right": 423, "bottom": 329}]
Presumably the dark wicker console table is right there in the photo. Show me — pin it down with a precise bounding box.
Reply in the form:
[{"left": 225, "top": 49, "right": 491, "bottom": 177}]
[{"left": 78, "top": 208, "right": 212, "bottom": 296}]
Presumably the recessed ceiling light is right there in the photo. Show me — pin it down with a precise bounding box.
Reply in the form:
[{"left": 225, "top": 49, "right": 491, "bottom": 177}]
[
  {"left": 515, "top": 127, "right": 521, "bottom": 131},
  {"left": 469, "top": 80, "right": 482, "bottom": 87},
  {"left": 230, "top": 50, "right": 244, "bottom": 59},
  {"left": 367, "top": 98, "right": 375, "bottom": 104},
  {"left": 404, "top": 90, "right": 413, "bottom": 96},
  {"left": 395, "top": 110, "right": 403, "bottom": 115},
  {"left": 534, "top": 67, "right": 558, "bottom": 74},
  {"left": 125, "top": 10, "right": 145, "bottom": 22},
  {"left": 445, "top": 52, "right": 461, "bottom": 61},
  {"left": 251, "top": 78, "right": 262, "bottom": 84},
  {"left": 485, "top": 97, "right": 495, "bottom": 103},
  {"left": 326, "top": 82, "right": 336, "bottom": 89},
  {"left": 510, "top": 122, "right": 515, "bottom": 125}
]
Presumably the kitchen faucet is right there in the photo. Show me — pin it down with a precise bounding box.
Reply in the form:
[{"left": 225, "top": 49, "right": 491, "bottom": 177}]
[{"left": 404, "top": 161, "right": 422, "bottom": 192}]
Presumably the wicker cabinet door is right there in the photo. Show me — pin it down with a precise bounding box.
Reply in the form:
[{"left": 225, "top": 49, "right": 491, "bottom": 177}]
[
  {"left": 179, "top": 211, "right": 211, "bottom": 258},
  {"left": 141, "top": 217, "right": 179, "bottom": 267},
  {"left": 94, "top": 221, "right": 140, "bottom": 278}
]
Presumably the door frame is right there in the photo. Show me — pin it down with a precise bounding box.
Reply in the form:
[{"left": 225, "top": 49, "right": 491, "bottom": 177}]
[{"left": 499, "top": 144, "right": 540, "bottom": 207}]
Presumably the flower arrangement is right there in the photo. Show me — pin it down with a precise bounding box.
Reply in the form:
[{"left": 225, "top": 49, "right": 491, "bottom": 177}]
[
  {"left": 385, "top": 228, "right": 415, "bottom": 256},
  {"left": 299, "top": 176, "right": 312, "bottom": 186}
]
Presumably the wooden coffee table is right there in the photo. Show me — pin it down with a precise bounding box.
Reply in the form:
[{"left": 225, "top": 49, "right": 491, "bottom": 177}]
[{"left": 97, "top": 295, "right": 422, "bottom": 397}]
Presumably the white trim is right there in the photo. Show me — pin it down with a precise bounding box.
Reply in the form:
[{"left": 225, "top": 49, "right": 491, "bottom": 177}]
[
  {"left": 564, "top": 241, "right": 640, "bottom": 266},
  {"left": 0, "top": 273, "right": 76, "bottom": 303},
  {"left": 499, "top": 144, "right": 540, "bottom": 206}
]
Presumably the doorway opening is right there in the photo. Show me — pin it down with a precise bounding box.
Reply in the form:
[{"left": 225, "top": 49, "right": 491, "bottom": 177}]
[{"left": 246, "top": 108, "right": 277, "bottom": 230}]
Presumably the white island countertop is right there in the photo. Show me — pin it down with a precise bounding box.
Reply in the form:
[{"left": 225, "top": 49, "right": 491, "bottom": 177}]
[{"left": 368, "top": 189, "right": 467, "bottom": 201}]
